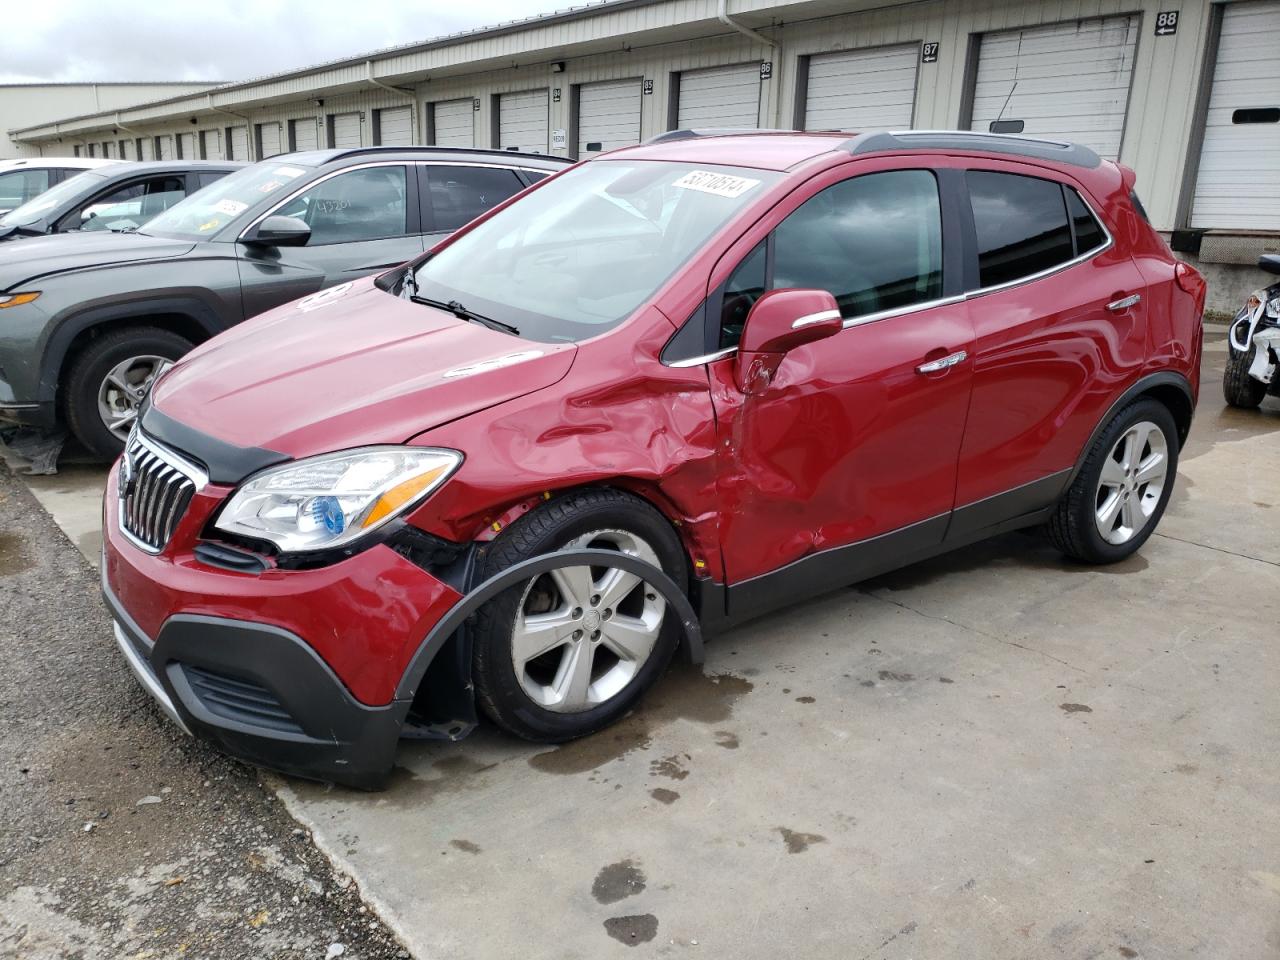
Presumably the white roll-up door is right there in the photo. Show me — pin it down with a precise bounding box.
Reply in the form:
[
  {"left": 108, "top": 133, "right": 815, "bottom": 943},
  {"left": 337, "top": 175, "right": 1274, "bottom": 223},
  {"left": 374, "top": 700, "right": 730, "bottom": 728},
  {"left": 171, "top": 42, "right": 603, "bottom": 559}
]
[
  {"left": 804, "top": 44, "right": 919, "bottom": 131},
  {"left": 104, "top": 141, "right": 115, "bottom": 158},
  {"left": 969, "top": 15, "right": 1138, "bottom": 159},
  {"left": 377, "top": 106, "right": 413, "bottom": 146},
  {"left": 1191, "top": 1, "right": 1280, "bottom": 229},
  {"left": 258, "top": 122, "right": 283, "bottom": 158},
  {"left": 227, "top": 126, "right": 250, "bottom": 160},
  {"left": 330, "top": 113, "right": 361, "bottom": 149},
  {"left": 577, "top": 79, "right": 642, "bottom": 155},
  {"left": 201, "top": 130, "right": 223, "bottom": 160},
  {"left": 432, "top": 99, "right": 474, "bottom": 147},
  {"left": 290, "top": 118, "right": 319, "bottom": 152},
  {"left": 677, "top": 63, "right": 761, "bottom": 129},
  {"left": 157, "top": 136, "right": 174, "bottom": 160},
  {"left": 177, "top": 132, "right": 195, "bottom": 160},
  {"left": 499, "top": 89, "right": 549, "bottom": 153},
  {"left": 121, "top": 140, "right": 133, "bottom": 160},
  {"left": 140, "top": 138, "right": 153, "bottom": 160}
]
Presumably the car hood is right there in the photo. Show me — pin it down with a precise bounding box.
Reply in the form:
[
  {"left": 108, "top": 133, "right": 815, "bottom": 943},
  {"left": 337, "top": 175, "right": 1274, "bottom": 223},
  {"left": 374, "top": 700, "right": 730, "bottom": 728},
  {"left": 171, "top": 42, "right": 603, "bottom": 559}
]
[
  {"left": 0, "top": 231, "right": 196, "bottom": 291},
  {"left": 149, "top": 277, "right": 577, "bottom": 461}
]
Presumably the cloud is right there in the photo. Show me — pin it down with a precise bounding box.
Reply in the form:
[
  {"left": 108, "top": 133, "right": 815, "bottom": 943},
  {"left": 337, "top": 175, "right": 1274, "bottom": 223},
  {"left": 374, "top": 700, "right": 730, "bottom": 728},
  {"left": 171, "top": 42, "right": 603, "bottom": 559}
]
[{"left": 0, "top": 0, "right": 559, "bottom": 84}]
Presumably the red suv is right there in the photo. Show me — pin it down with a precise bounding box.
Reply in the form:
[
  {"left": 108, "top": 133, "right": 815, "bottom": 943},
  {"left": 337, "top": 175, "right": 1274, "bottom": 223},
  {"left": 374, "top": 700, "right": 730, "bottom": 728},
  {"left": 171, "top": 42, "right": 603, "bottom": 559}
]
[{"left": 102, "top": 131, "right": 1205, "bottom": 787}]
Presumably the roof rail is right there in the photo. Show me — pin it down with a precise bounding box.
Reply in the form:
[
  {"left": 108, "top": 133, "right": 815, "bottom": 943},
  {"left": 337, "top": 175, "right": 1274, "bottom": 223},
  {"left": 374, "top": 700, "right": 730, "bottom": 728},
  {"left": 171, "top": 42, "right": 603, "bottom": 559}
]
[
  {"left": 644, "top": 128, "right": 800, "bottom": 145},
  {"left": 322, "top": 145, "right": 572, "bottom": 165},
  {"left": 842, "top": 130, "right": 1102, "bottom": 169}
]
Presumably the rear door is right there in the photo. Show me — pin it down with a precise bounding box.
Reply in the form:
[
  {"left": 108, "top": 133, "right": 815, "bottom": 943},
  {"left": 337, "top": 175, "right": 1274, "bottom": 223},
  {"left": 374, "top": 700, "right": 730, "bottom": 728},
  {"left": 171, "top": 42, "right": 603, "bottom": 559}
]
[
  {"left": 705, "top": 160, "right": 973, "bottom": 594},
  {"left": 951, "top": 164, "right": 1147, "bottom": 522},
  {"left": 237, "top": 164, "right": 425, "bottom": 319}
]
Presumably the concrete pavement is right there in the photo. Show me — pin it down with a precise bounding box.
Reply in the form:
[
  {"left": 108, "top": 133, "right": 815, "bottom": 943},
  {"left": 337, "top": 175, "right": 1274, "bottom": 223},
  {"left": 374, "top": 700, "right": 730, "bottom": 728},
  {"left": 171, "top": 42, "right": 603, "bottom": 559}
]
[{"left": 12, "top": 330, "right": 1280, "bottom": 958}]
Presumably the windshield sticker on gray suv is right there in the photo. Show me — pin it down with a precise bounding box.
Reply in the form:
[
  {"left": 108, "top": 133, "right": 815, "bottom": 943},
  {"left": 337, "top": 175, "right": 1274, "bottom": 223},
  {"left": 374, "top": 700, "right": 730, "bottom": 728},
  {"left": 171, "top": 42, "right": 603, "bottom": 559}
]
[
  {"left": 671, "top": 170, "right": 761, "bottom": 199},
  {"left": 275, "top": 166, "right": 306, "bottom": 178},
  {"left": 215, "top": 199, "right": 248, "bottom": 217}
]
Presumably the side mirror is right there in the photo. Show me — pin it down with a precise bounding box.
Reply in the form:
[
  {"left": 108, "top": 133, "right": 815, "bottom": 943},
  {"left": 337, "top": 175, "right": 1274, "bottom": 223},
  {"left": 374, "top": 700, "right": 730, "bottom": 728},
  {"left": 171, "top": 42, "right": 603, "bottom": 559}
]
[
  {"left": 734, "top": 288, "right": 843, "bottom": 394},
  {"left": 243, "top": 215, "right": 311, "bottom": 248}
]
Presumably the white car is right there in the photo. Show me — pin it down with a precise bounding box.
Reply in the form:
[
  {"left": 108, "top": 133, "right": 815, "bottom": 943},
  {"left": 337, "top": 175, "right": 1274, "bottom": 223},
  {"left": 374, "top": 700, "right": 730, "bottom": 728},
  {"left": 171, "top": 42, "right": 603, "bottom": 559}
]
[{"left": 0, "top": 157, "right": 119, "bottom": 215}]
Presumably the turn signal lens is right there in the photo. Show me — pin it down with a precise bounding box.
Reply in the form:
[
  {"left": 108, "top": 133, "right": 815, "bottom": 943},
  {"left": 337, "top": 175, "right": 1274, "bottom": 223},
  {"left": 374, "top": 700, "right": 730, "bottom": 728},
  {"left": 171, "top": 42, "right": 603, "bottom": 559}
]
[
  {"left": 362, "top": 464, "right": 451, "bottom": 528},
  {"left": 0, "top": 291, "right": 40, "bottom": 309}
]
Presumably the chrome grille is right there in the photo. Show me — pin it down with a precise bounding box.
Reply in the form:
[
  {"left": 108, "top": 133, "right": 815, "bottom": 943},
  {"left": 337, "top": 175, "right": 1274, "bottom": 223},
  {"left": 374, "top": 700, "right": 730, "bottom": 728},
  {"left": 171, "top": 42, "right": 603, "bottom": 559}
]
[{"left": 119, "top": 430, "right": 205, "bottom": 552}]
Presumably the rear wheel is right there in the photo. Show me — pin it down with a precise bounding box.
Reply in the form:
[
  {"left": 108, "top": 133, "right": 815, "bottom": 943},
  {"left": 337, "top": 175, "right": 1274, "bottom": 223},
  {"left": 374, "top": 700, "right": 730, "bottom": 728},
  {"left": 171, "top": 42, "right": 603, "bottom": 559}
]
[
  {"left": 1047, "top": 399, "right": 1178, "bottom": 564},
  {"left": 1223, "top": 343, "right": 1268, "bottom": 409},
  {"left": 64, "top": 326, "right": 192, "bottom": 460},
  {"left": 471, "top": 489, "right": 687, "bottom": 742}
]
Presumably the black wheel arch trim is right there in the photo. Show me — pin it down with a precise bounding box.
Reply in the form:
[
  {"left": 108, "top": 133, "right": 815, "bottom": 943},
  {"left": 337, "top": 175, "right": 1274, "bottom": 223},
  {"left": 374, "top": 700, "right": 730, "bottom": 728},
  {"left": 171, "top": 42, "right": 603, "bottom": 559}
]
[
  {"left": 395, "top": 547, "right": 704, "bottom": 701},
  {"left": 38, "top": 294, "right": 226, "bottom": 402},
  {"left": 1067, "top": 372, "right": 1195, "bottom": 486}
]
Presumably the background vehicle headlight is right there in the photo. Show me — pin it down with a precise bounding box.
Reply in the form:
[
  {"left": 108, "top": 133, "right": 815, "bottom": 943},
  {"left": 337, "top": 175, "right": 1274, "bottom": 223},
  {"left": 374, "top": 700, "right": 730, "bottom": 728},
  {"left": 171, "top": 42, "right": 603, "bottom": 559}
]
[{"left": 214, "top": 446, "right": 462, "bottom": 553}]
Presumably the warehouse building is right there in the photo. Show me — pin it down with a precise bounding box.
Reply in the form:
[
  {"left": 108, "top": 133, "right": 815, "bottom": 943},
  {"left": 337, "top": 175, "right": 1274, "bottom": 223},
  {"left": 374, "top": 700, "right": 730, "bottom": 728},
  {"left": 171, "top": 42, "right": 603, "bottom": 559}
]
[{"left": 8, "top": 0, "right": 1279, "bottom": 310}]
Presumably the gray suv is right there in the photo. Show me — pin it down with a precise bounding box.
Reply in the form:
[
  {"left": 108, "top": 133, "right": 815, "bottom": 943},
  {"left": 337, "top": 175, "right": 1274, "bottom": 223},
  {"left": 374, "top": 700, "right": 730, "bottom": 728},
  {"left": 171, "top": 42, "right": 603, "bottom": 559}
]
[
  {"left": 0, "top": 147, "right": 568, "bottom": 458},
  {"left": 0, "top": 160, "right": 242, "bottom": 241}
]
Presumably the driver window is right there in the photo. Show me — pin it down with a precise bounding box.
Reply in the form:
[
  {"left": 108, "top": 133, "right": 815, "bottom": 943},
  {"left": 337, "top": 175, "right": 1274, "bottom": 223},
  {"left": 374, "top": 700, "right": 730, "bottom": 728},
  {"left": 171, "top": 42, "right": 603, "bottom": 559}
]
[
  {"left": 717, "top": 170, "right": 943, "bottom": 350},
  {"left": 278, "top": 166, "right": 408, "bottom": 245},
  {"left": 79, "top": 176, "right": 186, "bottom": 232}
]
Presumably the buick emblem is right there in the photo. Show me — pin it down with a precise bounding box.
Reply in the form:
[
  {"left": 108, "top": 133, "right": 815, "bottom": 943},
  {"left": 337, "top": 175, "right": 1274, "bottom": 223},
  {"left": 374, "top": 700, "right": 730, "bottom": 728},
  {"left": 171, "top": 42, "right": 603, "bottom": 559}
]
[{"left": 119, "top": 455, "right": 136, "bottom": 501}]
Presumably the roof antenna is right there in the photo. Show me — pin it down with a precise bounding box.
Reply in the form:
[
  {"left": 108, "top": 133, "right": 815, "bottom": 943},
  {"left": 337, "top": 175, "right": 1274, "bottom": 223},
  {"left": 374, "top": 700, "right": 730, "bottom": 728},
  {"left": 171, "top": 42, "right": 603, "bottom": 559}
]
[{"left": 993, "top": 31, "right": 1024, "bottom": 128}]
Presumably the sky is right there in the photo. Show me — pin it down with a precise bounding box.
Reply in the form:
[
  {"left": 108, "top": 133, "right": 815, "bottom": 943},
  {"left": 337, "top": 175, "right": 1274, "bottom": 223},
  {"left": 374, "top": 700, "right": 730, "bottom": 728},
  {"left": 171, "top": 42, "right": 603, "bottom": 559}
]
[{"left": 0, "top": 0, "right": 566, "bottom": 84}]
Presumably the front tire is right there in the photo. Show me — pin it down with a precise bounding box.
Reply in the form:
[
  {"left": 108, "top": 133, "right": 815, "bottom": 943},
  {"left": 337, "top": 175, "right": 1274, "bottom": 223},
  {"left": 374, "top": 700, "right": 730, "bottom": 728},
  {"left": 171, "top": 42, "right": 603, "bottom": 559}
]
[
  {"left": 1047, "top": 399, "right": 1179, "bottom": 564},
  {"left": 64, "top": 326, "right": 193, "bottom": 460},
  {"left": 471, "top": 489, "right": 687, "bottom": 743},
  {"left": 1223, "top": 343, "right": 1268, "bottom": 409}
]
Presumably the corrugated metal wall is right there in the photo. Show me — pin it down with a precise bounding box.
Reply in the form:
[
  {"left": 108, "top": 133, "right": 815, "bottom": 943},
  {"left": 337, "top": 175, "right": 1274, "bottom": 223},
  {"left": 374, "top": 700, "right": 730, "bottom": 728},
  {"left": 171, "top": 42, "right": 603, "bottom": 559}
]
[{"left": 18, "top": 0, "right": 1251, "bottom": 236}]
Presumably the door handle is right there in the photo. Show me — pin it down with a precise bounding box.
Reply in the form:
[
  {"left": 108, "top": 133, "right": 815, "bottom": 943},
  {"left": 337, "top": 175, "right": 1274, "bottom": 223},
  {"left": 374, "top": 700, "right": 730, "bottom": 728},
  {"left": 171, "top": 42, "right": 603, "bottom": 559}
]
[
  {"left": 916, "top": 350, "right": 967, "bottom": 374},
  {"left": 1107, "top": 294, "right": 1142, "bottom": 312}
]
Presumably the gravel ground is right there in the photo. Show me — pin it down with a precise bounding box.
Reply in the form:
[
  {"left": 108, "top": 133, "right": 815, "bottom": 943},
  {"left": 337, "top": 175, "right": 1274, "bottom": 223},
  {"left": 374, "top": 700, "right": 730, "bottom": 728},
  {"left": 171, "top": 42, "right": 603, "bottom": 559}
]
[{"left": 0, "top": 465, "right": 408, "bottom": 960}]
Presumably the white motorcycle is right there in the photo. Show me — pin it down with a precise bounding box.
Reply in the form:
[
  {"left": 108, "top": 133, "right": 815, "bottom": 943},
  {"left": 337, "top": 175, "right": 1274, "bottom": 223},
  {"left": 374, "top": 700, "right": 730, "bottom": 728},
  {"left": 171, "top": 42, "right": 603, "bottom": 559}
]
[{"left": 1224, "top": 255, "right": 1280, "bottom": 408}]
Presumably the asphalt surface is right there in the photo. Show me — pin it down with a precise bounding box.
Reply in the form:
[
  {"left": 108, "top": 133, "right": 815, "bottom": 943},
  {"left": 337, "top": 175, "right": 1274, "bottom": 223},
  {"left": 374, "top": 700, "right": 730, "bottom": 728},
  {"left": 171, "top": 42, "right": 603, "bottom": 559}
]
[{"left": 0, "top": 470, "right": 407, "bottom": 960}]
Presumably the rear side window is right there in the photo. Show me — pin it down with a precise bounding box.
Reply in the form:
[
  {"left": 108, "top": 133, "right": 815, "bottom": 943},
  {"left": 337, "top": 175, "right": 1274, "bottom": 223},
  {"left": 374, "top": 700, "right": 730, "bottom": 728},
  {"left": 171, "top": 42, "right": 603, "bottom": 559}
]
[
  {"left": 1129, "top": 189, "right": 1150, "bottom": 223},
  {"left": 427, "top": 166, "right": 524, "bottom": 233},
  {"left": 197, "top": 171, "right": 230, "bottom": 190},
  {"left": 967, "top": 171, "right": 1073, "bottom": 288},
  {"left": 1065, "top": 188, "right": 1106, "bottom": 254}
]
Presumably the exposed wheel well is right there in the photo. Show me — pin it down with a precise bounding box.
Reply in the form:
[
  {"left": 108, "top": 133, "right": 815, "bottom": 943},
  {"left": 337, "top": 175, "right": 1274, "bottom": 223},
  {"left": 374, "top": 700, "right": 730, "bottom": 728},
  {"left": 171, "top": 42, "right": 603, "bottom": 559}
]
[
  {"left": 59, "top": 313, "right": 209, "bottom": 398},
  {"left": 1140, "top": 382, "right": 1194, "bottom": 448}
]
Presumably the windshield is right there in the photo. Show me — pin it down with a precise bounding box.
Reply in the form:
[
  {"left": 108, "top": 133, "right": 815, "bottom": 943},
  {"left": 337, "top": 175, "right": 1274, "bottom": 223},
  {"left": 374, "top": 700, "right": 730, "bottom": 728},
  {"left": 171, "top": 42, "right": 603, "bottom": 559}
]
[
  {"left": 412, "top": 161, "right": 782, "bottom": 342},
  {"left": 142, "top": 160, "right": 315, "bottom": 240},
  {"left": 0, "top": 170, "right": 107, "bottom": 227}
]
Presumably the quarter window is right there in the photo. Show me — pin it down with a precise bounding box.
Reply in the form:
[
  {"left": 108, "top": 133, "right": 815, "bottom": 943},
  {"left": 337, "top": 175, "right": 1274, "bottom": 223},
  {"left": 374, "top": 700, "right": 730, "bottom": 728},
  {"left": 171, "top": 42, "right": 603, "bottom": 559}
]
[
  {"left": 967, "top": 171, "right": 1074, "bottom": 288},
  {"left": 0, "top": 169, "right": 51, "bottom": 210},
  {"left": 1065, "top": 188, "right": 1106, "bottom": 254},
  {"left": 427, "top": 166, "right": 524, "bottom": 233},
  {"left": 278, "top": 166, "right": 409, "bottom": 245},
  {"left": 717, "top": 170, "right": 944, "bottom": 349}
]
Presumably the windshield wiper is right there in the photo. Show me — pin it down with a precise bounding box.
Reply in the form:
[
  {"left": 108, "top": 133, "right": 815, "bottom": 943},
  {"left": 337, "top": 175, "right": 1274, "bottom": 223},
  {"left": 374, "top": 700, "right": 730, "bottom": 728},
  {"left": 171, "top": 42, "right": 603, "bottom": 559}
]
[{"left": 409, "top": 294, "right": 520, "bottom": 337}]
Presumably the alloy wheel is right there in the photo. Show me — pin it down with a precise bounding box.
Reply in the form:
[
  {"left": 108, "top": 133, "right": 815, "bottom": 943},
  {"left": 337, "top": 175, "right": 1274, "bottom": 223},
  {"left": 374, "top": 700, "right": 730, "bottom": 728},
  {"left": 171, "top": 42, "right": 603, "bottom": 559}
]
[
  {"left": 511, "top": 529, "right": 667, "bottom": 713},
  {"left": 1094, "top": 420, "right": 1168, "bottom": 545},
  {"left": 97, "top": 355, "right": 173, "bottom": 441}
]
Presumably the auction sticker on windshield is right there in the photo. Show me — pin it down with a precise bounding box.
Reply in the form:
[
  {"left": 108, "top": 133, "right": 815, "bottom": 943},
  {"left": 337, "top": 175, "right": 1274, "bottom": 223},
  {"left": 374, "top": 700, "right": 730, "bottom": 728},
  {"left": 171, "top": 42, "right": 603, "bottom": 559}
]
[
  {"left": 672, "top": 170, "right": 761, "bottom": 198},
  {"left": 275, "top": 166, "right": 306, "bottom": 179},
  {"left": 215, "top": 199, "right": 248, "bottom": 217}
]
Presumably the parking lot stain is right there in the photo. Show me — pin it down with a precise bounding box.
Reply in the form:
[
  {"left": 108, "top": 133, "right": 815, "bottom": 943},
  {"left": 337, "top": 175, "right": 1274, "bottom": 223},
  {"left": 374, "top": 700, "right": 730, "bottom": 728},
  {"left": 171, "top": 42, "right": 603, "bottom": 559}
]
[
  {"left": 449, "top": 839, "right": 482, "bottom": 854},
  {"left": 776, "top": 827, "right": 826, "bottom": 854},
  {"left": 1117, "top": 948, "right": 1139, "bottom": 958},
  {"left": 714, "top": 731, "right": 739, "bottom": 749},
  {"left": 592, "top": 859, "right": 647, "bottom": 904},
  {"left": 649, "top": 788, "right": 679, "bottom": 805},
  {"left": 528, "top": 720, "right": 652, "bottom": 775},
  {"left": 939, "top": 677, "right": 955, "bottom": 684},
  {"left": 859, "top": 679, "right": 876, "bottom": 687},
  {"left": 1174, "top": 763, "right": 1198, "bottom": 775},
  {"left": 878, "top": 670, "right": 915, "bottom": 682},
  {"left": 0, "top": 532, "right": 33, "bottom": 575},
  {"left": 603, "top": 913, "right": 658, "bottom": 947},
  {"left": 795, "top": 696, "right": 816, "bottom": 704},
  {"left": 1059, "top": 703, "right": 1093, "bottom": 714},
  {"left": 650, "top": 754, "right": 690, "bottom": 780},
  {"left": 383, "top": 755, "right": 498, "bottom": 803}
]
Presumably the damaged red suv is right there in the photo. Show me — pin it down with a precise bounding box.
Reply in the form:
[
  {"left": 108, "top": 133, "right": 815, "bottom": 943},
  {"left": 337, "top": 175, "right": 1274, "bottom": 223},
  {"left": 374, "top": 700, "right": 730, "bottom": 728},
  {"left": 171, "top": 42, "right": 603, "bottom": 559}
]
[{"left": 102, "top": 131, "right": 1205, "bottom": 787}]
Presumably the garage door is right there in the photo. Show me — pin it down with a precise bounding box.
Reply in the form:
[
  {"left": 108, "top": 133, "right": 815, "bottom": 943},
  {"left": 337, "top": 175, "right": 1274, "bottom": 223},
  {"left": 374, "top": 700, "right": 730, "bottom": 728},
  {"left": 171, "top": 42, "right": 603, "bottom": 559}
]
[
  {"left": 330, "top": 113, "right": 361, "bottom": 149},
  {"left": 432, "top": 99, "right": 474, "bottom": 147},
  {"left": 157, "top": 136, "right": 174, "bottom": 160},
  {"left": 803, "top": 44, "right": 919, "bottom": 131},
  {"left": 258, "top": 122, "right": 283, "bottom": 158},
  {"left": 677, "top": 63, "right": 761, "bottom": 128},
  {"left": 226, "top": 125, "right": 249, "bottom": 160},
  {"left": 291, "top": 118, "right": 319, "bottom": 152},
  {"left": 1190, "top": 1, "right": 1280, "bottom": 229},
  {"left": 177, "top": 132, "right": 195, "bottom": 160},
  {"left": 577, "top": 78, "right": 642, "bottom": 155},
  {"left": 499, "top": 89, "right": 549, "bottom": 153},
  {"left": 377, "top": 106, "right": 413, "bottom": 146},
  {"left": 969, "top": 15, "right": 1138, "bottom": 159}
]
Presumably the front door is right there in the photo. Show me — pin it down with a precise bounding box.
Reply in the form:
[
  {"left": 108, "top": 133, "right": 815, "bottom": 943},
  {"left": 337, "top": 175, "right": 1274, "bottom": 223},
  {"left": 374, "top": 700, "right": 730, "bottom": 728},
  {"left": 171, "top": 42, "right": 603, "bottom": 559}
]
[
  {"left": 706, "top": 164, "right": 974, "bottom": 602},
  {"left": 237, "top": 164, "right": 425, "bottom": 320}
]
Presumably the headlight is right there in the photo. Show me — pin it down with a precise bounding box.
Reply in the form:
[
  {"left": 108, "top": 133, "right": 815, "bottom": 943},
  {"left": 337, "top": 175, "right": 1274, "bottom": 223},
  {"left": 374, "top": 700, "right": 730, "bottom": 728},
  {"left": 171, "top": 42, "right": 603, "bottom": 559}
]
[
  {"left": 0, "top": 291, "right": 40, "bottom": 309},
  {"left": 214, "top": 446, "right": 462, "bottom": 553}
]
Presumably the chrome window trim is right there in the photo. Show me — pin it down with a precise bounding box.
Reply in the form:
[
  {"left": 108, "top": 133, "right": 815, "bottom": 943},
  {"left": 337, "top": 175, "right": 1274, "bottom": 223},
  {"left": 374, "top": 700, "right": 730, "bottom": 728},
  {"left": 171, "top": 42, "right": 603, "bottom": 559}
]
[
  {"left": 792, "top": 308, "right": 842, "bottom": 329},
  {"left": 668, "top": 346, "right": 738, "bottom": 368}
]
